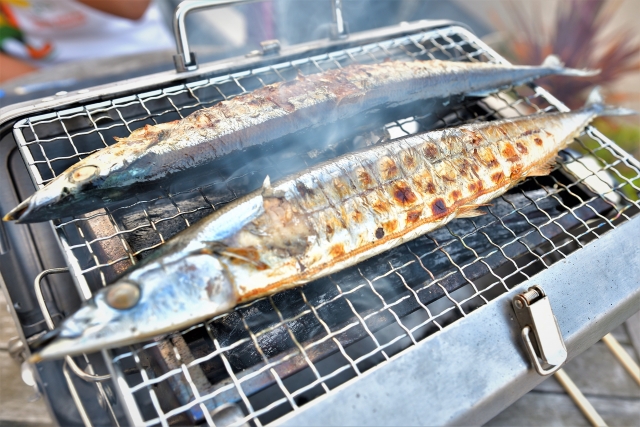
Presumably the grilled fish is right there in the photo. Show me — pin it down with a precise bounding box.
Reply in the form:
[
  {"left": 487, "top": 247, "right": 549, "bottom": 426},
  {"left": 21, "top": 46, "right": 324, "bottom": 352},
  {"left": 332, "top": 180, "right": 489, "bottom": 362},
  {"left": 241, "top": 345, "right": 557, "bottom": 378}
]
[
  {"left": 30, "top": 88, "right": 634, "bottom": 360},
  {"left": 5, "top": 56, "right": 596, "bottom": 223}
]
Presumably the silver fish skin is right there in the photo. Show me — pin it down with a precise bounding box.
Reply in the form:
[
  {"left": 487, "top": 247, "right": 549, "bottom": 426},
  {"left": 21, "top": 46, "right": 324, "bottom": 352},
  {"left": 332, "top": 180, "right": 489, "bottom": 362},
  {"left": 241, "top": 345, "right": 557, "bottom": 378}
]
[
  {"left": 29, "top": 88, "right": 634, "bottom": 361},
  {"left": 5, "top": 56, "right": 597, "bottom": 223}
]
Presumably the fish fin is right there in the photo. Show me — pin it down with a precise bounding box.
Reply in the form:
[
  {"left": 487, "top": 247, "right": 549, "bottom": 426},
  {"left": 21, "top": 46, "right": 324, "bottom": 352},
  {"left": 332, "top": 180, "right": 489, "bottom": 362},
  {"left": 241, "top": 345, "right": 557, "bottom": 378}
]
[
  {"left": 541, "top": 54, "right": 563, "bottom": 68},
  {"left": 217, "top": 246, "right": 269, "bottom": 270},
  {"left": 585, "top": 85, "right": 604, "bottom": 106},
  {"left": 261, "top": 175, "right": 274, "bottom": 197},
  {"left": 542, "top": 54, "right": 600, "bottom": 77},
  {"left": 528, "top": 157, "right": 558, "bottom": 177},
  {"left": 583, "top": 86, "right": 638, "bottom": 116},
  {"left": 201, "top": 241, "right": 268, "bottom": 269},
  {"left": 262, "top": 175, "right": 271, "bottom": 192},
  {"left": 261, "top": 175, "right": 285, "bottom": 199},
  {"left": 200, "top": 241, "right": 225, "bottom": 255},
  {"left": 457, "top": 203, "right": 488, "bottom": 219}
]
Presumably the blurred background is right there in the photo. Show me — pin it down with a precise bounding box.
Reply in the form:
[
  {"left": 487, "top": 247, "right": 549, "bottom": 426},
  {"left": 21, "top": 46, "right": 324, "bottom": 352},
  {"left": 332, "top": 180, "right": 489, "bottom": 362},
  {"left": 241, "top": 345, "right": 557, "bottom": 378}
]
[
  {"left": 0, "top": 1, "right": 638, "bottom": 426},
  {"left": 1, "top": 0, "right": 637, "bottom": 153}
]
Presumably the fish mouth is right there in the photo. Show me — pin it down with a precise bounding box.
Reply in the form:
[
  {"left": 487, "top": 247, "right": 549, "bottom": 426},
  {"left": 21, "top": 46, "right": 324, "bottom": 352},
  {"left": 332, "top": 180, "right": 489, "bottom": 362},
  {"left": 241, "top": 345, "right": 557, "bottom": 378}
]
[
  {"left": 3, "top": 196, "right": 33, "bottom": 222},
  {"left": 28, "top": 328, "right": 144, "bottom": 362},
  {"left": 28, "top": 335, "right": 83, "bottom": 363},
  {"left": 28, "top": 328, "right": 62, "bottom": 363},
  {"left": 30, "top": 328, "right": 61, "bottom": 351}
]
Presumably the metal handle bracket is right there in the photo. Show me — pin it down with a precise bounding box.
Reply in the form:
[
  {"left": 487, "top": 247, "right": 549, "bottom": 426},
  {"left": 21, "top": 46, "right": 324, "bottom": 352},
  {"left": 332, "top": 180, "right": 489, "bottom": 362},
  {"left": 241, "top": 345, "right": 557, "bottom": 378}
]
[
  {"left": 34, "top": 268, "right": 111, "bottom": 382},
  {"left": 512, "top": 285, "right": 567, "bottom": 375},
  {"left": 173, "top": 0, "right": 257, "bottom": 73},
  {"left": 330, "top": 0, "right": 349, "bottom": 39}
]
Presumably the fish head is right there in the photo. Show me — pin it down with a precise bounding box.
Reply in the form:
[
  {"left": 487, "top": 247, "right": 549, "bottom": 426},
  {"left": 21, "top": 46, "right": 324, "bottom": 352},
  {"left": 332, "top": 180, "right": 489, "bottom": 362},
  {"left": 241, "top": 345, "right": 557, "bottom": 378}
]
[
  {"left": 30, "top": 249, "right": 238, "bottom": 361},
  {"left": 4, "top": 126, "right": 169, "bottom": 223},
  {"left": 3, "top": 163, "right": 106, "bottom": 223}
]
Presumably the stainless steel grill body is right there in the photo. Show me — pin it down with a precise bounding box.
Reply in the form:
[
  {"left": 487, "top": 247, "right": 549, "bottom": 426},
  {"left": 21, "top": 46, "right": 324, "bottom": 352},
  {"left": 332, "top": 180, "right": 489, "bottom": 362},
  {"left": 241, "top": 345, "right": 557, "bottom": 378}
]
[{"left": 0, "top": 20, "right": 638, "bottom": 427}]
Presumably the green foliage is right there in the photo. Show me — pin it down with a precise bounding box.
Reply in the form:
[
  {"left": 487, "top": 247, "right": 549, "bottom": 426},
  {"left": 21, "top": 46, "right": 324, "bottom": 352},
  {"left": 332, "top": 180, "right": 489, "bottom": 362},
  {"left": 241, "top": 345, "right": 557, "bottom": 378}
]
[
  {"left": 593, "top": 118, "right": 640, "bottom": 156},
  {"left": 583, "top": 118, "right": 640, "bottom": 201}
]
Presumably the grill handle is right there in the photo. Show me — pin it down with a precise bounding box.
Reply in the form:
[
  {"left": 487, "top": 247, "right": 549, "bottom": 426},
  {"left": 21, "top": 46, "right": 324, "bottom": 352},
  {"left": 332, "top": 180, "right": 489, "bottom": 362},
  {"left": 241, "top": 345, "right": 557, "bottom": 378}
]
[
  {"left": 172, "top": 0, "right": 349, "bottom": 72},
  {"left": 173, "top": 0, "right": 257, "bottom": 73},
  {"left": 330, "top": 0, "right": 349, "bottom": 39},
  {"left": 34, "top": 268, "right": 111, "bottom": 383}
]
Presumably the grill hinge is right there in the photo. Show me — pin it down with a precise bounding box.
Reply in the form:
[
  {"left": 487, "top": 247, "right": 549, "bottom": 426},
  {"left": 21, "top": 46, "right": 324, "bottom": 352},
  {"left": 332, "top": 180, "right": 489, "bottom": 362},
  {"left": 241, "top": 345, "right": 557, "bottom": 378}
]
[
  {"left": 246, "top": 39, "right": 281, "bottom": 58},
  {"left": 512, "top": 285, "right": 567, "bottom": 375}
]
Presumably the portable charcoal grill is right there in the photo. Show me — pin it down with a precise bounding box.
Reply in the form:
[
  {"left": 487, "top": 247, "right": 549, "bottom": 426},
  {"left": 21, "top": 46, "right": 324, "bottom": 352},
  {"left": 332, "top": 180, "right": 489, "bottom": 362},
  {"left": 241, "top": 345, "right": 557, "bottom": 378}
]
[{"left": 1, "top": 1, "right": 639, "bottom": 426}]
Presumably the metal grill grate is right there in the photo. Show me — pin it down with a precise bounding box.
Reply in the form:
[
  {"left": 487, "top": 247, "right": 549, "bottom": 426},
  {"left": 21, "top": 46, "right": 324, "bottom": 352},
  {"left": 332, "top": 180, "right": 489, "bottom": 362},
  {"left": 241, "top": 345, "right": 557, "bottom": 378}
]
[{"left": 13, "top": 25, "right": 640, "bottom": 426}]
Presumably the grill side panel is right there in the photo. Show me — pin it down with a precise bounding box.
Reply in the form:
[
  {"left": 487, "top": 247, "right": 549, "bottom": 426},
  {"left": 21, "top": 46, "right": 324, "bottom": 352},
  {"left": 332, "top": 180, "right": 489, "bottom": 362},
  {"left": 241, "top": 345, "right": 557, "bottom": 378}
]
[{"left": 277, "top": 219, "right": 640, "bottom": 426}]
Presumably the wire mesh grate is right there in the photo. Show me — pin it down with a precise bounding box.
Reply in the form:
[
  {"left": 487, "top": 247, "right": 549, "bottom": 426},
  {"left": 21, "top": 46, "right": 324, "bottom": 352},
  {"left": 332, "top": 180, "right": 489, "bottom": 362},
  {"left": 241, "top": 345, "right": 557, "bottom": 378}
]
[{"left": 12, "top": 25, "right": 640, "bottom": 426}]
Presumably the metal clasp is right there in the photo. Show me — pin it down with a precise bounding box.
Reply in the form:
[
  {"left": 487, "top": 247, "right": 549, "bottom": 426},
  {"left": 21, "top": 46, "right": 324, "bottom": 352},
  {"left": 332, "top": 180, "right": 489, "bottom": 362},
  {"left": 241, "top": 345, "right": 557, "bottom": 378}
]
[
  {"left": 246, "top": 39, "right": 281, "bottom": 57},
  {"left": 512, "top": 285, "right": 567, "bottom": 375}
]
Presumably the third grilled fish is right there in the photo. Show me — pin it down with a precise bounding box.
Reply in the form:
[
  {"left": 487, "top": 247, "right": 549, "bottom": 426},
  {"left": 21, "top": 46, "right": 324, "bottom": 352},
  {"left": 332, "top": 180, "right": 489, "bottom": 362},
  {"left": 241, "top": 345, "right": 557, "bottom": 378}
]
[{"left": 5, "top": 56, "right": 596, "bottom": 223}]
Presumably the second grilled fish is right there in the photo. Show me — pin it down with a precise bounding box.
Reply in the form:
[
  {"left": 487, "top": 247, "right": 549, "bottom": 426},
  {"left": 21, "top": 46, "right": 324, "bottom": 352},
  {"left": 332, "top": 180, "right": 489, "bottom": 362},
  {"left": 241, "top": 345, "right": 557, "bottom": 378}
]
[
  {"left": 30, "top": 88, "right": 634, "bottom": 360},
  {"left": 6, "top": 56, "right": 595, "bottom": 223}
]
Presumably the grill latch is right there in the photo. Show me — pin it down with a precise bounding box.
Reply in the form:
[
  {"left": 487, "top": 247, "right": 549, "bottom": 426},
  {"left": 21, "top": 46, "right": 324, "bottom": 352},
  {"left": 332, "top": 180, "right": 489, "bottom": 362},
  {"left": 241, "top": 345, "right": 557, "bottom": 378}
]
[
  {"left": 512, "top": 285, "right": 567, "bottom": 375},
  {"left": 246, "top": 39, "right": 281, "bottom": 58}
]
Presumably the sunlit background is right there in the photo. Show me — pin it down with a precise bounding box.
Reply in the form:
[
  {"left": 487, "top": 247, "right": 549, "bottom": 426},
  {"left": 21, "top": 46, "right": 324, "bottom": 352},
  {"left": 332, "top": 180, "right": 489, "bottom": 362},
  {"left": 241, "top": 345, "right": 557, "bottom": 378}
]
[{"left": 1, "top": 0, "right": 637, "bottom": 149}]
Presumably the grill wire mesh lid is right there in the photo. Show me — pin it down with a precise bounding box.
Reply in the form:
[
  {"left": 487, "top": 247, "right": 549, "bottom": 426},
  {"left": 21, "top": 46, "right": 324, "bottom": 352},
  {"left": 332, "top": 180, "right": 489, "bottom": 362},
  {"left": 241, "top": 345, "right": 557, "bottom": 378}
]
[{"left": 12, "top": 25, "right": 640, "bottom": 426}]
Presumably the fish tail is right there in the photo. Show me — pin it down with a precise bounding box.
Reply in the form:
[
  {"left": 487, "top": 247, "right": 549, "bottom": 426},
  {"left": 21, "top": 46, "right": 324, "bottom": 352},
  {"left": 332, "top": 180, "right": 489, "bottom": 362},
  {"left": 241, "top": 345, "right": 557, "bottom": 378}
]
[
  {"left": 541, "top": 54, "right": 600, "bottom": 77},
  {"left": 583, "top": 86, "right": 638, "bottom": 116}
]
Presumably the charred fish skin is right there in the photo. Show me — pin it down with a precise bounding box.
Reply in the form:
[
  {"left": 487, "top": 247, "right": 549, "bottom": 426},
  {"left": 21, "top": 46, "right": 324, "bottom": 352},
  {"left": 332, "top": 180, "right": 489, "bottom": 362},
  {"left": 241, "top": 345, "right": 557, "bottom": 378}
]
[
  {"left": 6, "top": 56, "right": 597, "bottom": 223},
  {"left": 29, "top": 88, "right": 635, "bottom": 361}
]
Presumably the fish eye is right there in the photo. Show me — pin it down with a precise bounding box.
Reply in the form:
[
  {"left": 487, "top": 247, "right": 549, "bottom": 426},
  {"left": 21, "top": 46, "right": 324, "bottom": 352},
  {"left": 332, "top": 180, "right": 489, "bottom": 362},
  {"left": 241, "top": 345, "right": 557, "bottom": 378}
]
[
  {"left": 69, "top": 165, "right": 99, "bottom": 184},
  {"left": 105, "top": 281, "right": 140, "bottom": 310}
]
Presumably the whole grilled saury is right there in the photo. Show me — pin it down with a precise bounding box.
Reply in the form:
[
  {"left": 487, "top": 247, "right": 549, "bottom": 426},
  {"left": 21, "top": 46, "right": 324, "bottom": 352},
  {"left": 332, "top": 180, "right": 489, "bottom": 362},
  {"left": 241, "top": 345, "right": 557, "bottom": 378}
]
[
  {"left": 31, "top": 88, "right": 634, "bottom": 360},
  {"left": 5, "top": 56, "right": 596, "bottom": 223}
]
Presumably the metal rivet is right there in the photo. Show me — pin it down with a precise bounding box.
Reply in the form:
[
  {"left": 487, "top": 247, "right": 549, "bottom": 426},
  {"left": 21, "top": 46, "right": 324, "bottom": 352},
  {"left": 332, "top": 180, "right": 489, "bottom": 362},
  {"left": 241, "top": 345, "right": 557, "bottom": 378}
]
[{"left": 514, "top": 299, "right": 523, "bottom": 309}]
